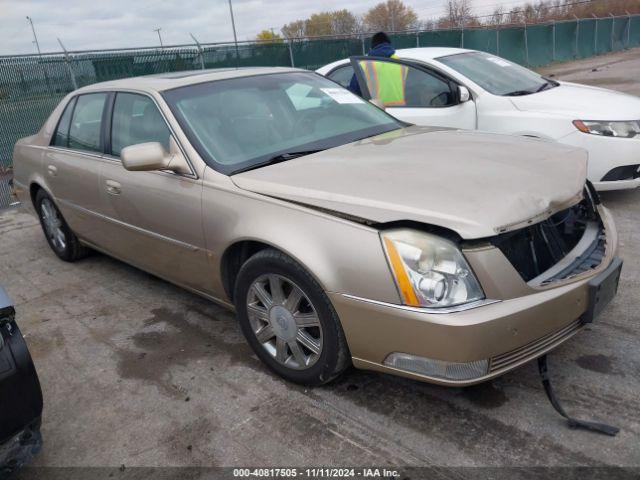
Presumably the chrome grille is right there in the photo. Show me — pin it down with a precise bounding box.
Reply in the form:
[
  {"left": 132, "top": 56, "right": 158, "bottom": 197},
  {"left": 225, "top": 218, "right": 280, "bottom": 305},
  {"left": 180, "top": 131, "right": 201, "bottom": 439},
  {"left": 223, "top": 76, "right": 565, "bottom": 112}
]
[{"left": 489, "top": 319, "right": 582, "bottom": 373}]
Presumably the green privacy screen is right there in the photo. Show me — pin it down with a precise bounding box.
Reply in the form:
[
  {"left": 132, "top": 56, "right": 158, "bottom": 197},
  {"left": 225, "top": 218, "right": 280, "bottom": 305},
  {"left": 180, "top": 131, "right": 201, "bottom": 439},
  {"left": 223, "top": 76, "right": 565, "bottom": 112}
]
[{"left": 1, "top": 14, "right": 639, "bottom": 208}]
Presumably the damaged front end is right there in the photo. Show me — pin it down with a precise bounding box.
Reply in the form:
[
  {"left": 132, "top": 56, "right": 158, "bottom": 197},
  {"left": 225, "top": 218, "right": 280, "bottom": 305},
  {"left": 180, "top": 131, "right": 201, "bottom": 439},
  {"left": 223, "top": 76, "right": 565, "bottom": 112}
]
[
  {"left": 0, "top": 287, "right": 43, "bottom": 477},
  {"left": 488, "top": 183, "right": 608, "bottom": 287}
]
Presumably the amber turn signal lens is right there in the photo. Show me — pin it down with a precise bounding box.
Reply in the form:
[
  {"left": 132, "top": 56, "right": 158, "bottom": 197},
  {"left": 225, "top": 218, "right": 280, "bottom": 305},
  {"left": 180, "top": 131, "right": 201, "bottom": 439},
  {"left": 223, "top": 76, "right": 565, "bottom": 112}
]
[
  {"left": 573, "top": 120, "right": 590, "bottom": 133},
  {"left": 383, "top": 237, "right": 420, "bottom": 306}
]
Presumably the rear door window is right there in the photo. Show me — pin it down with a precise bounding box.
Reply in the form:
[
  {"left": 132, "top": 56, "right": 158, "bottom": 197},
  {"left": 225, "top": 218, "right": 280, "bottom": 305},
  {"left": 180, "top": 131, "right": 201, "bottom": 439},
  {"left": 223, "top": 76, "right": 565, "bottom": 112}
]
[{"left": 68, "top": 93, "right": 107, "bottom": 153}]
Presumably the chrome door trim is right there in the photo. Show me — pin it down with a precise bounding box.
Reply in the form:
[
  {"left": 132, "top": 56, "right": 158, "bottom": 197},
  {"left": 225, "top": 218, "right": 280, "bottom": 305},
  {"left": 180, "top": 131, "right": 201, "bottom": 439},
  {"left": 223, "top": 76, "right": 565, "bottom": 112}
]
[{"left": 47, "top": 146, "right": 105, "bottom": 160}]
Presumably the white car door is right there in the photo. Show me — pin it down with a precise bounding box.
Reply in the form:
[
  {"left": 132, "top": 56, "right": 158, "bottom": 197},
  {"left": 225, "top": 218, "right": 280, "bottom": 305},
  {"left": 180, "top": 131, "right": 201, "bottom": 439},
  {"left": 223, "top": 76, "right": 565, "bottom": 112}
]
[{"left": 348, "top": 56, "right": 477, "bottom": 130}]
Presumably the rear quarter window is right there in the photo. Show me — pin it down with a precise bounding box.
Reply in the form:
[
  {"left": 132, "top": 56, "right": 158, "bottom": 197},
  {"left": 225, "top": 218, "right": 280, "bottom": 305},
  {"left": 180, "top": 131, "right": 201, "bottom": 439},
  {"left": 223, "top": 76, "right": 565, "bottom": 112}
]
[{"left": 51, "top": 97, "right": 77, "bottom": 148}]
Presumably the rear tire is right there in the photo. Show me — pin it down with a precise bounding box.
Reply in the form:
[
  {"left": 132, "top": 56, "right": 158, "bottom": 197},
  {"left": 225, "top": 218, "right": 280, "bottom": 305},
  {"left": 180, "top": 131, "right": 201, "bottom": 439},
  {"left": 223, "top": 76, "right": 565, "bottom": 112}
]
[
  {"left": 35, "top": 189, "right": 89, "bottom": 262},
  {"left": 234, "top": 248, "right": 350, "bottom": 385}
]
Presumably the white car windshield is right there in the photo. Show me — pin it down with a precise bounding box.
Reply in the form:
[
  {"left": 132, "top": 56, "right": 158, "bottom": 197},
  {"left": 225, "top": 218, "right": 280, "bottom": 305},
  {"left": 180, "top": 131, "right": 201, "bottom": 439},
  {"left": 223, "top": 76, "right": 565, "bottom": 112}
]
[
  {"left": 162, "top": 72, "right": 402, "bottom": 174},
  {"left": 437, "top": 51, "right": 557, "bottom": 96}
]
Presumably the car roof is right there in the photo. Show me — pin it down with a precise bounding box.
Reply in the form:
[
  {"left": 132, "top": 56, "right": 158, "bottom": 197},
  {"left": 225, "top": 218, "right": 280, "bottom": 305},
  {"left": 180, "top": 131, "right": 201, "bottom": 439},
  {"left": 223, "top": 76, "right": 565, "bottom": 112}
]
[
  {"left": 395, "top": 47, "right": 474, "bottom": 61},
  {"left": 76, "top": 66, "right": 307, "bottom": 93},
  {"left": 318, "top": 47, "right": 476, "bottom": 73}
]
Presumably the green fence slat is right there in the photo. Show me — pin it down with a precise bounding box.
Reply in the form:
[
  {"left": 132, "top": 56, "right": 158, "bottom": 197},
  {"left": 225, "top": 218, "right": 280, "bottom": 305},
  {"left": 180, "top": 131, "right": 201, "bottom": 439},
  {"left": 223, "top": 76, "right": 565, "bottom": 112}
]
[
  {"left": 612, "top": 16, "right": 628, "bottom": 51},
  {"left": 496, "top": 27, "right": 526, "bottom": 64},
  {"left": 526, "top": 24, "right": 553, "bottom": 66},
  {"left": 577, "top": 19, "right": 597, "bottom": 58},
  {"left": 631, "top": 15, "right": 640, "bottom": 47},
  {"left": 596, "top": 17, "right": 614, "bottom": 53},
  {"left": 554, "top": 21, "right": 578, "bottom": 61},
  {"left": 418, "top": 30, "right": 462, "bottom": 48},
  {"left": 463, "top": 28, "right": 498, "bottom": 54}
]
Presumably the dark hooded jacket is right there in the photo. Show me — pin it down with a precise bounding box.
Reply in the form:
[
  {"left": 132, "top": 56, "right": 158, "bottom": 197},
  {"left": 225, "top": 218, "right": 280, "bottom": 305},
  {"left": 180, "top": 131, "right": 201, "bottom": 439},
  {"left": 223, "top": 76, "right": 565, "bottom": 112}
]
[{"left": 347, "top": 42, "right": 397, "bottom": 97}]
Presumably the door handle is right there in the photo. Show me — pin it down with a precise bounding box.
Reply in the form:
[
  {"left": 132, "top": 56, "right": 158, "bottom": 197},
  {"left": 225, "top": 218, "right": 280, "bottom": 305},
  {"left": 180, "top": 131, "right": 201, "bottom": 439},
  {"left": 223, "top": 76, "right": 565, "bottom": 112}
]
[
  {"left": 105, "top": 180, "right": 122, "bottom": 195},
  {"left": 47, "top": 165, "right": 58, "bottom": 177}
]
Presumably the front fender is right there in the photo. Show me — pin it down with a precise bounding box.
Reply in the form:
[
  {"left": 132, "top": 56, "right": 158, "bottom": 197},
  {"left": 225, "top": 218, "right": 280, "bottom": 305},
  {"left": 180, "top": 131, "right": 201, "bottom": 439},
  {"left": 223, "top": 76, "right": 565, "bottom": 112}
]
[{"left": 201, "top": 171, "right": 400, "bottom": 305}]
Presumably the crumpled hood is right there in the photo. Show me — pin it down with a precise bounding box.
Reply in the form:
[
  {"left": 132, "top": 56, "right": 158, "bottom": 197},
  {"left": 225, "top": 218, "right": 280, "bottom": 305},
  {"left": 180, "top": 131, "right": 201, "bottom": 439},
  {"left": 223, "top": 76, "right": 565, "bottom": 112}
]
[
  {"left": 232, "top": 127, "right": 587, "bottom": 239},
  {"left": 510, "top": 81, "right": 640, "bottom": 120}
]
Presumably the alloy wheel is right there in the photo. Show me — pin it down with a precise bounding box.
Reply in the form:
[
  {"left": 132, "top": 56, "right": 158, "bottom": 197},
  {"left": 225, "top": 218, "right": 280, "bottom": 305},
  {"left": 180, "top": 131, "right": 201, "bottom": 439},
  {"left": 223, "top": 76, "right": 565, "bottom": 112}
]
[
  {"left": 40, "top": 198, "right": 66, "bottom": 251},
  {"left": 246, "top": 274, "right": 323, "bottom": 370}
]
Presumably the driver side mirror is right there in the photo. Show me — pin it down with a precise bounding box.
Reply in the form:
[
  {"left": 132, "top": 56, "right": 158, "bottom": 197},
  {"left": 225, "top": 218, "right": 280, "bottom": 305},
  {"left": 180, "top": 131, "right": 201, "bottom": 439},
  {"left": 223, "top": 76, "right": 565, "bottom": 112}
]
[
  {"left": 458, "top": 86, "right": 471, "bottom": 103},
  {"left": 121, "top": 137, "right": 190, "bottom": 174}
]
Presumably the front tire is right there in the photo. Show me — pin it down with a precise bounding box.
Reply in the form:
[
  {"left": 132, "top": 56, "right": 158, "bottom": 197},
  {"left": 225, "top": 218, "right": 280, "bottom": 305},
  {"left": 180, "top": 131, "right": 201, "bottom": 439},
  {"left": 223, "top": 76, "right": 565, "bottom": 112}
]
[
  {"left": 35, "top": 189, "right": 89, "bottom": 262},
  {"left": 234, "top": 249, "right": 350, "bottom": 385}
]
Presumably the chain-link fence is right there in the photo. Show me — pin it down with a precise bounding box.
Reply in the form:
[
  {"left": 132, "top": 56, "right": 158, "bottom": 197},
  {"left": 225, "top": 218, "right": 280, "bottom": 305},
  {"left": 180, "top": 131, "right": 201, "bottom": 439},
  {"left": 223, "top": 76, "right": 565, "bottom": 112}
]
[{"left": 1, "top": 13, "right": 639, "bottom": 208}]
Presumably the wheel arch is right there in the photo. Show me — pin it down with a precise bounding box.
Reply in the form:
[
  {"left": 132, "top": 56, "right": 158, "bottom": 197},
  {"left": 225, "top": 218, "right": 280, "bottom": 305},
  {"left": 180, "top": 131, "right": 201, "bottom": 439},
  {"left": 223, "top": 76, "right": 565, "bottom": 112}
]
[{"left": 220, "top": 239, "right": 330, "bottom": 304}]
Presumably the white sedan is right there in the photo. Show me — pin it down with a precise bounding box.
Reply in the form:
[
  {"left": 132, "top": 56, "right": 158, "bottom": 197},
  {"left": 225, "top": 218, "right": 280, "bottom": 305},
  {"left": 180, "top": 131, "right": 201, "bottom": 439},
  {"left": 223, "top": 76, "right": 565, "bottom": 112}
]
[{"left": 317, "top": 48, "right": 640, "bottom": 191}]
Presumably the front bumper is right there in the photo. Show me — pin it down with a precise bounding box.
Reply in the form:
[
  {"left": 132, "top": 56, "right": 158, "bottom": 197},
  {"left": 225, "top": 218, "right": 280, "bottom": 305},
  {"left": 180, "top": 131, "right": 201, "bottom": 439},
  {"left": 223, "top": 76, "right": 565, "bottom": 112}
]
[
  {"left": 330, "top": 280, "right": 592, "bottom": 386},
  {"left": 559, "top": 131, "right": 640, "bottom": 191},
  {"left": 331, "top": 206, "right": 619, "bottom": 386}
]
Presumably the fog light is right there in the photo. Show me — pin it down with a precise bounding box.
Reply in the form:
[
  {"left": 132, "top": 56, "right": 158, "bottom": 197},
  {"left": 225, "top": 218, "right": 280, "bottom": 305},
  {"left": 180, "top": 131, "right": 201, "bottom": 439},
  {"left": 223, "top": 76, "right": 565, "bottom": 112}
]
[{"left": 384, "top": 353, "right": 489, "bottom": 381}]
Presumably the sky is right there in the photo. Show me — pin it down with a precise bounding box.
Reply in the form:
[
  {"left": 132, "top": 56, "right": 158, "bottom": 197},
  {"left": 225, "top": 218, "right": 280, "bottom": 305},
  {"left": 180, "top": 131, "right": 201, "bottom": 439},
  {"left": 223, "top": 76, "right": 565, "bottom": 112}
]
[{"left": 0, "top": 0, "right": 525, "bottom": 55}]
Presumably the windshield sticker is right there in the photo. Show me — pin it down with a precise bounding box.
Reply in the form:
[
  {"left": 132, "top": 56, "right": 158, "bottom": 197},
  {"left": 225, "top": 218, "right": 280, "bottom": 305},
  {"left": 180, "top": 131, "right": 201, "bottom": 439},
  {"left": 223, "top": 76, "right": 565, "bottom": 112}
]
[
  {"left": 320, "top": 88, "right": 365, "bottom": 104},
  {"left": 487, "top": 57, "right": 512, "bottom": 67}
]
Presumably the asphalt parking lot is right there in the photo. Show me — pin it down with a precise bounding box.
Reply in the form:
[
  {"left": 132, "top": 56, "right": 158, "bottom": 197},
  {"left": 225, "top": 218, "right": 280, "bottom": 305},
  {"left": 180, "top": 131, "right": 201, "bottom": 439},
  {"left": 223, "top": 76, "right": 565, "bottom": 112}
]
[{"left": 2, "top": 48, "right": 640, "bottom": 472}]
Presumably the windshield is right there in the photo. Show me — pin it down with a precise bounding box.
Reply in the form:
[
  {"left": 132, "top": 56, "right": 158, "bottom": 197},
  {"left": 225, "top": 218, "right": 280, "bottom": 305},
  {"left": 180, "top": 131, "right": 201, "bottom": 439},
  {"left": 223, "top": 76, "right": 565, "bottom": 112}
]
[
  {"left": 437, "top": 51, "right": 555, "bottom": 96},
  {"left": 162, "top": 72, "right": 402, "bottom": 174}
]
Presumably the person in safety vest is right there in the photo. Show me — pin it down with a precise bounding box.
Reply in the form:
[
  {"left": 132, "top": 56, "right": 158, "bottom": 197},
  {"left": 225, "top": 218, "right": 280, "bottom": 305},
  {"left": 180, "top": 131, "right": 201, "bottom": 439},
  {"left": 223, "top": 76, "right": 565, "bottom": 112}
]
[{"left": 348, "top": 31, "right": 408, "bottom": 107}]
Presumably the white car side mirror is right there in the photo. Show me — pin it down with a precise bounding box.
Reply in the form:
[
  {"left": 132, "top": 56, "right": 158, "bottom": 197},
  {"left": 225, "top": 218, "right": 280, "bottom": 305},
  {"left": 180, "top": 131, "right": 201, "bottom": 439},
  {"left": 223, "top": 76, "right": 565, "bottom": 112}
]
[{"left": 458, "top": 86, "right": 471, "bottom": 103}]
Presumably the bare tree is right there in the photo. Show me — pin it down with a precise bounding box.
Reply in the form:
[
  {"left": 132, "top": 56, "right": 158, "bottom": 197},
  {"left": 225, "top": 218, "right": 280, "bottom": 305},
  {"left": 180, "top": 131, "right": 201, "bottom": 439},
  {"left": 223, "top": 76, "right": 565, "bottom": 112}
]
[
  {"left": 443, "top": 0, "right": 475, "bottom": 28},
  {"left": 331, "top": 9, "right": 360, "bottom": 35},
  {"left": 489, "top": 6, "right": 505, "bottom": 25}
]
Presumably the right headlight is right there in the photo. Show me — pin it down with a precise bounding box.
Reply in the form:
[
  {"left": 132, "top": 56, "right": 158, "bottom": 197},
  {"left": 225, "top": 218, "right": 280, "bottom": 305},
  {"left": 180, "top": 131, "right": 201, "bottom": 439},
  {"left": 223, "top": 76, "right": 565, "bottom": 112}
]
[
  {"left": 573, "top": 120, "right": 640, "bottom": 138},
  {"left": 381, "top": 229, "right": 484, "bottom": 308}
]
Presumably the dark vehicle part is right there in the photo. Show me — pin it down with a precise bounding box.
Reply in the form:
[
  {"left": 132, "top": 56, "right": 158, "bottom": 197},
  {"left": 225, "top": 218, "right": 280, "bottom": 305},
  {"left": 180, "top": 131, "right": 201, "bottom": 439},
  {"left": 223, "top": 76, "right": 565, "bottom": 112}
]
[
  {"left": 0, "top": 287, "right": 43, "bottom": 476},
  {"left": 34, "top": 189, "right": 89, "bottom": 262},
  {"left": 490, "top": 189, "right": 604, "bottom": 284},
  {"left": 601, "top": 164, "right": 640, "bottom": 182},
  {"left": 538, "top": 355, "right": 619, "bottom": 436}
]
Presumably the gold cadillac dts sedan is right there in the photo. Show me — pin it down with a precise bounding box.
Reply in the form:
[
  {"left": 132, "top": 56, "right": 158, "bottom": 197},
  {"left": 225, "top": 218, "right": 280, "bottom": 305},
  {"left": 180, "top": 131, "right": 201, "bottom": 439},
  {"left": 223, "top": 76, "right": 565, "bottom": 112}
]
[{"left": 12, "top": 67, "right": 622, "bottom": 386}]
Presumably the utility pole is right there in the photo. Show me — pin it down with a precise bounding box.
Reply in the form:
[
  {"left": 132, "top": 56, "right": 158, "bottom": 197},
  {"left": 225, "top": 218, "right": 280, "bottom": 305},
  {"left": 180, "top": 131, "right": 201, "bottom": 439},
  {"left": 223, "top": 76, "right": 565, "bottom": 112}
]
[
  {"left": 153, "top": 27, "right": 164, "bottom": 48},
  {"left": 26, "top": 16, "right": 42, "bottom": 56},
  {"left": 26, "top": 15, "right": 50, "bottom": 91},
  {"left": 228, "top": 0, "right": 240, "bottom": 68}
]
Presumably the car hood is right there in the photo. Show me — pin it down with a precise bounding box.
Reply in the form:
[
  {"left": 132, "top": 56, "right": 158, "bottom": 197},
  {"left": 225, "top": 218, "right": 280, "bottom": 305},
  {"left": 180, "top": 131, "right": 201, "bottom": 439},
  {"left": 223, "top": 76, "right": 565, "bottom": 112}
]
[
  {"left": 509, "top": 81, "right": 640, "bottom": 119},
  {"left": 231, "top": 127, "right": 587, "bottom": 239}
]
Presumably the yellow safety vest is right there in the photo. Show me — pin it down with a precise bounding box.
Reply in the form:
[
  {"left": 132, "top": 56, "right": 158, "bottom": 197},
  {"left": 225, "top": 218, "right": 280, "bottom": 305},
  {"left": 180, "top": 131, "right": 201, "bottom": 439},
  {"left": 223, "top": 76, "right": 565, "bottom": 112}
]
[{"left": 359, "top": 55, "right": 408, "bottom": 107}]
